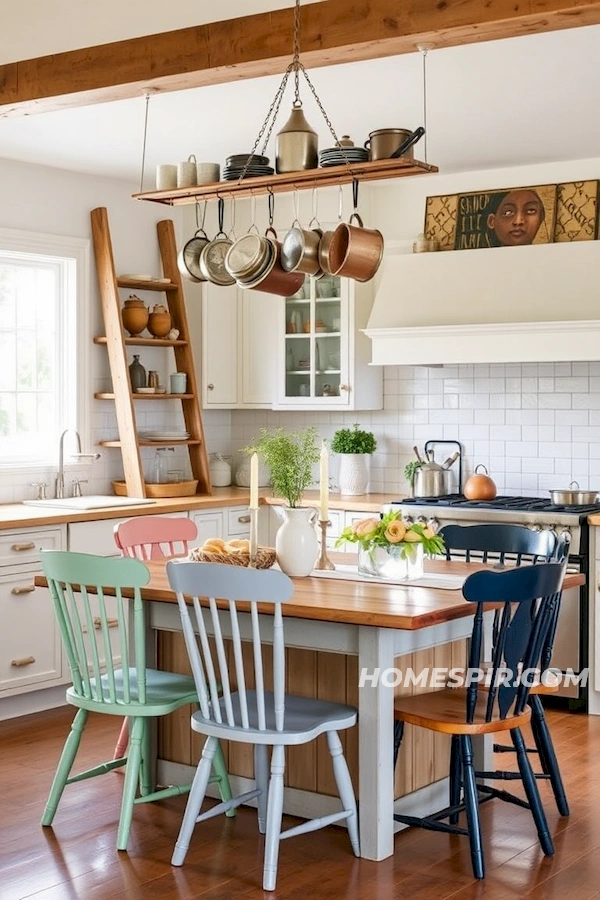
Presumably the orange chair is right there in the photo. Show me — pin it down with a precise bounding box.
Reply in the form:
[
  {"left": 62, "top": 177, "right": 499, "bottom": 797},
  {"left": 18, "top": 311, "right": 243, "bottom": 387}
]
[{"left": 112, "top": 515, "right": 199, "bottom": 758}]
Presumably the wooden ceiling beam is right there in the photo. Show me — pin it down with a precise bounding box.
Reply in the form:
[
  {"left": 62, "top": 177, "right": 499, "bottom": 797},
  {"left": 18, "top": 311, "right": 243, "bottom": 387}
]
[{"left": 1, "top": 0, "right": 600, "bottom": 116}]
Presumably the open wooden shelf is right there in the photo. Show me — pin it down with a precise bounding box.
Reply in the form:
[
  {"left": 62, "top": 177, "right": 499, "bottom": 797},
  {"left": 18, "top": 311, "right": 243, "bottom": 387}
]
[
  {"left": 94, "top": 336, "right": 188, "bottom": 347},
  {"left": 94, "top": 392, "right": 195, "bottom": 400},
  {"left": 99, "top": 439, "right": 202, "bottom": 448},
  {"left": 133, "top": 157, "right": 438, "bottom": 205},
  {"left": 117, "top": 278, "right": 178, "bottom": 291}
]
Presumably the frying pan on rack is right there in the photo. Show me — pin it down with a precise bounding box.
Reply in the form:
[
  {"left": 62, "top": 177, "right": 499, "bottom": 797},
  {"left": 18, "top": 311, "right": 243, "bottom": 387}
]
[{"left": 177, "top": 201, "right": 209, "bottom": 282}]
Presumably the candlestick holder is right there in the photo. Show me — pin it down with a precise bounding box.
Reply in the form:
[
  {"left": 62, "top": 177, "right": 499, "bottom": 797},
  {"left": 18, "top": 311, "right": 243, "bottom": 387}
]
[
  {"left": 314, "top": 518, "right": 335, "bottom": 570},
  {"left": 248, "top": 507, "right": 259, "bottom": 568}
]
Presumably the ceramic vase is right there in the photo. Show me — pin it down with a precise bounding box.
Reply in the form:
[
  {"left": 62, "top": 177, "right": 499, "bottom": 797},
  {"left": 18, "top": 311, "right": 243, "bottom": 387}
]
[
  {"left": 275, "top": 506, "right": 319, "bottom": 576},
  {"left": 338, "top": 453, "right": 370, "bottom": 495},
  {"left": 121, "top": 296, "right": 149, "bottom": 336},
  {"left": 128, "top": 354, "right": 147, "bottom": 391},
  {"left": 147, "top": 304, "right": 172, "bottom": 338}
]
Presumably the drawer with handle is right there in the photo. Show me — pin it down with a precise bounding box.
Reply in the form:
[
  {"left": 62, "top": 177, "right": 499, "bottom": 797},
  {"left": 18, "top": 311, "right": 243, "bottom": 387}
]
[
  {"left": 0, "top": 571, "right": 62, "bottom": 691},
  {"left": 227, "top": 507, "right": 252, "bottom": 537},
  {"left": 0, "top": 527, "right": 64, "bottom": 569}
]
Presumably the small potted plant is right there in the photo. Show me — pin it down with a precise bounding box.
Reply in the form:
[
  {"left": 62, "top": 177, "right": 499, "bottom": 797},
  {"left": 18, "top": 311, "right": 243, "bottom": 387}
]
[
  {"left": 244, "top": 426, "right": 320, "bottom": 576},
  {"left": 336, "top": 511, "right": 445, "bottom": 580},
  {"left": 330, "top": 423, "right": 377, "bottom": 495}
]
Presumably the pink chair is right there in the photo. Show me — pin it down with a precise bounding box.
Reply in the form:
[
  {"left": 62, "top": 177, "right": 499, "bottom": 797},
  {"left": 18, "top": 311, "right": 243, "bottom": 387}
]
[{"left": 112, "top": 515, "right": 199, "bottom": 758}]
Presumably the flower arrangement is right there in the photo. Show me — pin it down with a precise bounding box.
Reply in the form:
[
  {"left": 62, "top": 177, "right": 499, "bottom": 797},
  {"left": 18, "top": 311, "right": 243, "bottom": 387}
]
[{"left": 335, "top": 510, "right": 445, "bottom": 578}]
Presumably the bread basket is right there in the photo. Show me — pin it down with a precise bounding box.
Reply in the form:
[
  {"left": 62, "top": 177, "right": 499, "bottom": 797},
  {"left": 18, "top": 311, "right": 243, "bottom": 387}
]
[{"left": 189, "top": 546, "right": 277, "bottom": 569}]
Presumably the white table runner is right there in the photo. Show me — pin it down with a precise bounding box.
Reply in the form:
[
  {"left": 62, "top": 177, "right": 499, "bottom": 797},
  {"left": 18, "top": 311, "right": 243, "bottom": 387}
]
[{"left": 310, "top": 564, "right": 465, "bottom": 591}]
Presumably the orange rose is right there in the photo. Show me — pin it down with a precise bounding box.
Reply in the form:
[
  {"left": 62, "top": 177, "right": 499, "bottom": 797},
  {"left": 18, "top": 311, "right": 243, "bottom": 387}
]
[
  {"left": 422, "top": 526, "right": 435, "bottom": 539},
  {"left": 354, "top": 517, "right": 380, "bottom": 539},
  {"left": 403, "top": 528, "right": 422, "bottom": 542},
  {"left": 384, "top": 520, "right": 407, "bottom": 543}
]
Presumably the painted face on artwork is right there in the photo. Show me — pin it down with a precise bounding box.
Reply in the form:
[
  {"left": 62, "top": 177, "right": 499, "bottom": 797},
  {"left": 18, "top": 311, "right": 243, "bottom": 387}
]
[{"left": 487, "top": 190, "right": 545, "bottom": 246}]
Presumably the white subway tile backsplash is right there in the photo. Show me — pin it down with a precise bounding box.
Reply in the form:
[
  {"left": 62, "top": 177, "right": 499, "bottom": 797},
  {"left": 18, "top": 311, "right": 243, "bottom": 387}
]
[{"left": 213, "top": 361, "right": 600, "bottom": 506}]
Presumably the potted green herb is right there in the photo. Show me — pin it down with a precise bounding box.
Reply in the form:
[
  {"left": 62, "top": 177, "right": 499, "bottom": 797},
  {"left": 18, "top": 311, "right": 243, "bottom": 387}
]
[
  {"left": 244, "top": 426, "right": 320, "bottom": 576},
  {"left": 330, "top": 423, "right": 377, "bottom": 495}
]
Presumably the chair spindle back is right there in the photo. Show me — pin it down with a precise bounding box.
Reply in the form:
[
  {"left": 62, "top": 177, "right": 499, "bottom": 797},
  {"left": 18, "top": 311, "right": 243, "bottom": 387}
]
[
  {"left": 40, "top": 550, "right": 150, "bottom": 706},
  {"left": 114, "top": 515, "right": 198, "bottom": 561},
  {"left": 462, "top": 561, "right": 566, "bottom": 723},
  {"left": 167, "top": 562, "right": 294, "bottom": 732}
]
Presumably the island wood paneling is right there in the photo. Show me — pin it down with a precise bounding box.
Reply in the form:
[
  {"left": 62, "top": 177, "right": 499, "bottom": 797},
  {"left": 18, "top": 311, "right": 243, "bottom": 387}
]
[{"left": 157, "top": 634, "right": 466, "bottom": 800}]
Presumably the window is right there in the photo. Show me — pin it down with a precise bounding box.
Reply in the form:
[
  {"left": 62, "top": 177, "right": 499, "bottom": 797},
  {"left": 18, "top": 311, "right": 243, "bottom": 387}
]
[{"left": 0, "top": 228, "right": 90, "bottom": 468}]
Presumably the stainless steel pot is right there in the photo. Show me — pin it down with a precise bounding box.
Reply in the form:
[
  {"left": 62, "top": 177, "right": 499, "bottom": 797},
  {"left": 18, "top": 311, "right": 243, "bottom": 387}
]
[
  {"left": 549, "top": 481, "right": 599, "bottom": 505},
  {"left": 413, "top": 450, "right": 449, "bottom": 498}
]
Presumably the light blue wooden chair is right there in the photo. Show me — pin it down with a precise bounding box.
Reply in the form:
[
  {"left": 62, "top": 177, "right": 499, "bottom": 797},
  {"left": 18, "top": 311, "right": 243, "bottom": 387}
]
[
  {"left": 166, "top": 561, "right": 360, "bottom": 892},
  {"left": 40, "top": 549, "right": 232, "bottom": 851}
]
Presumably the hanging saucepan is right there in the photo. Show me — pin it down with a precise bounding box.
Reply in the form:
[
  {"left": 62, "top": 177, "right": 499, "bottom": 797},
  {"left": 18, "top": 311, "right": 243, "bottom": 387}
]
[
  {"left": 281, "top": 189, "right": 325, "bottom": 278},
  {"left": 325, "top": 181, "right": 384, "bottom": 282},
  {"left": 177, "top": 200, "right": 210, "bottom": 283},
  {"left": 318, "top": 185, "right": 344, "bottom": 276},
  {"left": 241, "top": 227, "right": 305, "bottom": 296},
  {"left": 199, "top": 198, "right": 235, "bottom": 286}
]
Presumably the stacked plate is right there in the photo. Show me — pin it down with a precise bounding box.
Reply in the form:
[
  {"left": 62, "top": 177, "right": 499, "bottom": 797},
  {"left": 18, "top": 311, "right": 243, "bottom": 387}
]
[
  {"left": 139, "top": 430, "right": 190, "bottom": 441},
  {"left": 318, "top": 146, "right": 368, "bottom": 167},
  {"left": 222, "top": 153, "right": 274, "bottom": 180}
]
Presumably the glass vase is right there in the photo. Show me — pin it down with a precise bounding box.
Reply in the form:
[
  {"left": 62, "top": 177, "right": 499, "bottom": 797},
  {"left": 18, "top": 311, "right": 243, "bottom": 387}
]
[{"left": 357, "top": 543, "right": 424, "bottom": 580}]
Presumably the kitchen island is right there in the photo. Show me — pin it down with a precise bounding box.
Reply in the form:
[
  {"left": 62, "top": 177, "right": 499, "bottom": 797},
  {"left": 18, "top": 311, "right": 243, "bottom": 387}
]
[{"left": 140, "top": 558, "right": 584, "bottom": 862}]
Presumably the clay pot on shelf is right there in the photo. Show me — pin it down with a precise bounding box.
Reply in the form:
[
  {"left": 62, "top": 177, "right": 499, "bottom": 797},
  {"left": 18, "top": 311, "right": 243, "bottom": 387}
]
[
  {"left": 147, "top": 304, "right": 172, "bottom": 338},
  {"left": 121, "top": 295, "right": 149, "bottom": 336}
]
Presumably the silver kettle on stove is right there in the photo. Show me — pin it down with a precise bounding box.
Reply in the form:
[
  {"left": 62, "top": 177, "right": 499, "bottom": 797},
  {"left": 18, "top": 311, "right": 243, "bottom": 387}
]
[{"left": 413, "top": 449, "right": 448, "bottom": 498}]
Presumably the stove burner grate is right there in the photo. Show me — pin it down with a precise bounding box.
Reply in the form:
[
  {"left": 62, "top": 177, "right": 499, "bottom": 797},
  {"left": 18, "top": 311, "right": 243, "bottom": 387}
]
[{"left": 394, "top": 495, "right": 600, "bottom": 515}]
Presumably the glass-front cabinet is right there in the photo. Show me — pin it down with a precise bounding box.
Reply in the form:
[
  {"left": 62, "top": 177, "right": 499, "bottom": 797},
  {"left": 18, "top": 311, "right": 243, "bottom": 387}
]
[{"left": 276, "top": 275, "right": 383, "bottom": 410}]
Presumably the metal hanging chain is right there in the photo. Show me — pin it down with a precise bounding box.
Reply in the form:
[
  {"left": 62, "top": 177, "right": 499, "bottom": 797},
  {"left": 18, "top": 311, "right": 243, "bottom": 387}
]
[
  {"left": 292, "top": 0, "right": 302, "bottom": 106},
  {"left": 138, "top": 92, "right": 151, "bottom": 194},
  {"left": 237, "top": 64, "right": 293, "bottom": 183}
]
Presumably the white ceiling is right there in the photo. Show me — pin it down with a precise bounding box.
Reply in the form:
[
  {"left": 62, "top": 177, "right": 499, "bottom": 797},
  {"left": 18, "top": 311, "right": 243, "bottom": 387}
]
[{"left": 1, "top": 8, "right": 600, "bottom": 185}]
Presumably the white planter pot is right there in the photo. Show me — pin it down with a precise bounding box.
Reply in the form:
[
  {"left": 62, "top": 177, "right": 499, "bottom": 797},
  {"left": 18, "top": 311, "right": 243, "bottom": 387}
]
[
  {"left": 275, "top": 506, "right": 319, "bottom": 577},
  {"left": 338, "top": 453, "right": 370, "bottom": 495}
]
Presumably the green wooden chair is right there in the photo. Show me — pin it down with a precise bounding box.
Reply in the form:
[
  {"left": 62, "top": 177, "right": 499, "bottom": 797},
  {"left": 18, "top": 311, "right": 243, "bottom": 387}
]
[{"left": 40, "top": 549, "right": 232, "bottom": 851}]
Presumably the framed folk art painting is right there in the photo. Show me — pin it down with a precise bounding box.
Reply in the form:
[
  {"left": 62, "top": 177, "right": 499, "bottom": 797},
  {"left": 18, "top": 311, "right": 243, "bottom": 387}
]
[{"left": 453, "top": 184, "right": 557, "bottom": 250}]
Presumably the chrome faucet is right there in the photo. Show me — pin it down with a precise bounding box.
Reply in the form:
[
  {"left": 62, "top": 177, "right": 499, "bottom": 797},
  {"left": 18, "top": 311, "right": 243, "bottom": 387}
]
[{"left": 55, "top": 430, "right": 101, "bottom": 498}]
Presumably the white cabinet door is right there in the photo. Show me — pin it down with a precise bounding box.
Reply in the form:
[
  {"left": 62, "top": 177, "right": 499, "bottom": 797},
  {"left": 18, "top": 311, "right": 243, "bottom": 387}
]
[
  {"left": 189, "top": 510, "right": 224, "bottom": 547},
  {"left": 275, "top": 276, "right": 382, "bottom": 411},
  {"left": 240, "top": 290, "right": 276, "bottom": 407},
  {"left": 202, "top": 283, "right": 238, "bottom": 407}
]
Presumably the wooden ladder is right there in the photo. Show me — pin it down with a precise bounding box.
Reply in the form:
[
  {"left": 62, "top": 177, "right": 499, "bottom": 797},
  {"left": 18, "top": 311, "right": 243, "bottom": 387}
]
[{"left": 91, "top": 206, "right": 211, "bottom": 497}]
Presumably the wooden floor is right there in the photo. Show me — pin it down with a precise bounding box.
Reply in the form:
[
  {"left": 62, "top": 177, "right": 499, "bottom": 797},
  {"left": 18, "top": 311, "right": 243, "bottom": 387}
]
[{"left": 3, "top": 705, "right": 600, "bottom": 900}]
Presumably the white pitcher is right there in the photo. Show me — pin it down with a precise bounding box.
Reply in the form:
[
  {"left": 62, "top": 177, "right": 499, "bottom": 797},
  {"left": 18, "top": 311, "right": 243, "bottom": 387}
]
[{"left": 275, "top": 507, "right": 319, "bottom": 577}]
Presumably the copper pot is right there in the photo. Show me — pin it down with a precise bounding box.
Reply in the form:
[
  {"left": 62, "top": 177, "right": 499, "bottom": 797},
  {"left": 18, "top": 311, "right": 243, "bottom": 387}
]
[
  {"left": 318, "top": 230, "right": 337, "bottom": 275},
  {"left": 243, "top": 239, "right": 306, "bottom": 297},
  {"left": 326, "top": 214, "right": 384, "bottom": 282}
]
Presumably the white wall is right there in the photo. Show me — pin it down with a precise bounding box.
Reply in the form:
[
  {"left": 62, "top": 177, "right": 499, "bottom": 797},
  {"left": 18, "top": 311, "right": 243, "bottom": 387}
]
[{"left": 0, "top": 157, "right": 229, "bottom": 503}]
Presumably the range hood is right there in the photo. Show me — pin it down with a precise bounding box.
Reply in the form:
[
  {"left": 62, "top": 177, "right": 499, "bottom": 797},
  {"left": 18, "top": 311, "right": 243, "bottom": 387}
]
[{"left": 364, "top": 241, "right": 600, "bottom": 366}]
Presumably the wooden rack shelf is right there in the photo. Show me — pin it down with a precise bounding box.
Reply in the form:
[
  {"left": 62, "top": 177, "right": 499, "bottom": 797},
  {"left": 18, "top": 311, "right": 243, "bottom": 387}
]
[
  {"left": 133, "top": 157, "right": 438, "bottom": 205},
  {"left": 94, "top": 336, "right": 188, "bottom": 348},
  {"left": 116, "top": 278, "right": 178, "bottom": 291},
  {"left": 94, "top": 392, "right": 195, "bottom": 400}
]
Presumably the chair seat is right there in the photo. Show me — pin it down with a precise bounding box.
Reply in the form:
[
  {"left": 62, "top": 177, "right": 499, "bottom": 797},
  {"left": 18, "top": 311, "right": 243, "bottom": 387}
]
[
  {"left": 67, "top": 668, "right": 198, "bottom": 716},
  {"left": 394, "top": 688, "right": 531, "bottom": 735},
  {"left": 191, "top": 691, "right": 357, "bottom": 745}
]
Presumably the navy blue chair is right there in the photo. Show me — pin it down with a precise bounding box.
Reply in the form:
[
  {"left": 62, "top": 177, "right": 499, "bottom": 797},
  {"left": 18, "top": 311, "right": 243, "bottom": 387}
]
[
  {"left": 393, "top": 561, "right": 566, "bottom": 880},
  {"left": 437, "top": 523, "right": 570, "bottom": 817}
]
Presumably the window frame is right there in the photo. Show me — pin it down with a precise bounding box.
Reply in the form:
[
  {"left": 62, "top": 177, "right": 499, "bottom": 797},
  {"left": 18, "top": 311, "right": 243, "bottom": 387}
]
[{"left": 0, "top": 226, "right": 91, "bottom": 471}]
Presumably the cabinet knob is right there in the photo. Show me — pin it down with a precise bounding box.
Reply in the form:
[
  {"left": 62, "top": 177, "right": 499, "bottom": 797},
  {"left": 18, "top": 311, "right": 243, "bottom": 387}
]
[
  {"left": 207, "top": 383, "right": 215, "bottom": 391},
  {"left": 11, "top": 542, "right": 36, "bottom": 552},
  {"left": 339, "top": 383, "right": 350, "bottom": 392},
  {"left": 11, "top": 656, "right": 35, "bottom": 668},
  {"left": 11, "top": 584, "right": 36, "bottom": 595}
]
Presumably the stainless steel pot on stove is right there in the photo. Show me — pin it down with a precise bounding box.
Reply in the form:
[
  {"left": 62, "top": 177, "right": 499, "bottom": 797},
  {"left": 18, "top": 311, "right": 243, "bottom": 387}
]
[{"left": 549, "top": 481, "right": 599, "bottom": 505}]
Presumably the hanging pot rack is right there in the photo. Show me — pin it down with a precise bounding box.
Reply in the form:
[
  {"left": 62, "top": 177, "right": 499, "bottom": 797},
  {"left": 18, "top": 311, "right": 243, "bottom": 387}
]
[{"left": 133, "top": 1, "right": 438, "bottom": 207}]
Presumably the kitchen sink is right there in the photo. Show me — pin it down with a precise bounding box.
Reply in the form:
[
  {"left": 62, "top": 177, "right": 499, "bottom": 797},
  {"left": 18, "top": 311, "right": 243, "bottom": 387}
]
[{"left": 23, "top": 495, "right": 157, "bottom": 511}]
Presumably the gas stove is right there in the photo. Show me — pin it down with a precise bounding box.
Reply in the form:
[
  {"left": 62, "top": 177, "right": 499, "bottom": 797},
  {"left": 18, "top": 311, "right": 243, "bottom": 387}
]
[{"left": 389, "top": 495, "right": 599, "bottom": 552}]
